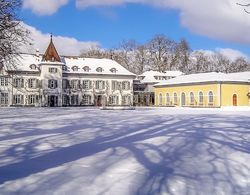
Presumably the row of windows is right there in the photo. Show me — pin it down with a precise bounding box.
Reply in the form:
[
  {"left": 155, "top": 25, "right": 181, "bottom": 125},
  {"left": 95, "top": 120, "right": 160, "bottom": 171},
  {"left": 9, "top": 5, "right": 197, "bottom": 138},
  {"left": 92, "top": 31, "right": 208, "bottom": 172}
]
[
  {"left": 70, "top": 66, "right": 118, "bottom": 73},
  {"left": 62, "top": 95, "right": 132, "bottom": 106},
  {"left": 0, "top": 94, "right": 39, "bottom": 105},
  {"left": 158, "top": 91, "right": 215, "bottom": 106},
  {"left": 62, "top": 80, "right": 131, "bottom": 90}
]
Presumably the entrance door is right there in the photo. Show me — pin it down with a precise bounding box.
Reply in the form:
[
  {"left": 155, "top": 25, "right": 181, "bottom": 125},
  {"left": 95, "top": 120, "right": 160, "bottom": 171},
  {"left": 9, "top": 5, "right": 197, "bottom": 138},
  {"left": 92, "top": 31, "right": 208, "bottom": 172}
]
[
  {"left": 233, "top": 94, "right": 237, "bottom": 106},
  {"left": 48, "top": 95, "right": 58, "bottom": 107},
  {"left": 96, "top": 95, "right": 103, "bottom": 107},
  {"left": 181, "top": 93, "right": 186, "bottom": 106}
]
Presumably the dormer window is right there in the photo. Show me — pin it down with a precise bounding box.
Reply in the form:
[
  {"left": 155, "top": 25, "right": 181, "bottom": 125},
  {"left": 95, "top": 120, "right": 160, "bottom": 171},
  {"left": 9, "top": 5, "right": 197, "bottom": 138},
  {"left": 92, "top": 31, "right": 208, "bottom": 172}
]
[
  {"left": 83, "top": 66, "right": 90, "bottom": 72},
  {"left": 110, "top": 68, "right": 117, "bottom": 73},
  {"left": 96, "top": 67, "right": 103, "bottom": 73},
  {"left": 29, "top": 64, "right": 36, "bottom": 70},
  {"left": 72, "top": 66, "right": 79, "bottom": 72}
]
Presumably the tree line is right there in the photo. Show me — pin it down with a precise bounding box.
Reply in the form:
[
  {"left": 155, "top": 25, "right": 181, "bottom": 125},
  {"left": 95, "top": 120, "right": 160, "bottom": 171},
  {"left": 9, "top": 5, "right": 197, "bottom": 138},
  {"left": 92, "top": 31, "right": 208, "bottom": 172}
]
[{"left": 81, "top": 35, "right": 250, "bottom": 75}]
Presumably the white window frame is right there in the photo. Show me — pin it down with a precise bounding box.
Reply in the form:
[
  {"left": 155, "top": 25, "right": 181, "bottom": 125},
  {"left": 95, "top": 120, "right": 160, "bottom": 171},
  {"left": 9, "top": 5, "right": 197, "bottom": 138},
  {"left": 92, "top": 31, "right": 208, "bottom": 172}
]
[{"left": 82, "top": 94, "right": 92, "bottom": 105}]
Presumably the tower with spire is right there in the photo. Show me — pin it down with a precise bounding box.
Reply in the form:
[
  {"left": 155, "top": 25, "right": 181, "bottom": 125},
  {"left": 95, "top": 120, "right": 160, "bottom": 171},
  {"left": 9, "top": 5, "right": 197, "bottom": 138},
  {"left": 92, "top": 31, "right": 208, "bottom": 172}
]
[{"left": 42, "top": 34, "right": 61, "bottom": 62}]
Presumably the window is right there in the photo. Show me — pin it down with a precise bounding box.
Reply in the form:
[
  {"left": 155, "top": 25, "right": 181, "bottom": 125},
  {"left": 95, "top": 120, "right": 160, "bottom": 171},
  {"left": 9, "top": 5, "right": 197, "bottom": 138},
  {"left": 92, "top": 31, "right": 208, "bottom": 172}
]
[
  {"left": 82, "top": 80, "right": 92, "bottom": 90},
  {"left": 181, "top": 93, "right": 186, "bottom": 106},
  {"left": 13, "top": 95, "right": 23, "bottom": 105},
  {"left": 110, "top": 68, "right": 117, "bottom": 73},
  {"left": 159, "top": 93, "right": 162, "bottom": 106},
  {"left": 71, "top": 80, "right": 79, "bottom": 89},
  {"left": 0, "top": 93, "right": 8, "bottom": 105},
  {"left": 28, "top": 95, "right": 36, "bottom": 105},
  {"left": 14, "top": 78, "right": 24, "bottom": 88},
  {"left": 208, "top": 91, "right": 213, "bottom": 105},
  {"left": 166, "top": 93, "right": 170, "bottom": 105},
  {"left": 62, "top": 79, "right": 69, "bottom": 89},
  {"left": 62, "top": 65, "right": 67, "bottom": 71},
  {"left": 122, "top": 81, "right": 130, "bottom": 90},
  {"left": 82, "top": 95, "right": 92, "bottom": 105},
  {"left": 96, "top": 80, "right": 105, "bottom": 90},
  {"left": 112, "top": 81, "right": 119, "bottom": 90},
  {"left": 174, "top": 93, "right": 177, "bottom": 105},
  {"left": 28, "top": 79, "right": 37, "bottom": 88},
  {"left": 62, "top": 95, "right": 70, "bottom": 106},
  {"left": 48, "top": 80, "right": 58, "bottom": 89},
  {"left": 0, "top": 77, "right": 8, "bottom": 86},
  {"left": 122, "top": 95, "right": 131, "bottom": 105},
  {"left": 96, "top": 67, "right": 103, "bottom": 73},
  {"left": 199, "top": 92, "right": 203, "bottom": 105},
  {"left": 71, "top": 95, "right": 79, "bottom": 105},
  {"left": 190, "top": 92, "right": 194, "bottom": 105},
  {"left": 72, "top": 66, "right": 79, "bottom": 72},
  {"left": 109, "top": 95, "right": 119, "bottom": 105},
  {"left": 29, "top": 64, "right": 36, "bottom": 70},
  {"left": 49, "top": 67, "right": 57, "bottom": 73},
  {"left": 83, "top": 66, "right": 90, "bottom": 72}
]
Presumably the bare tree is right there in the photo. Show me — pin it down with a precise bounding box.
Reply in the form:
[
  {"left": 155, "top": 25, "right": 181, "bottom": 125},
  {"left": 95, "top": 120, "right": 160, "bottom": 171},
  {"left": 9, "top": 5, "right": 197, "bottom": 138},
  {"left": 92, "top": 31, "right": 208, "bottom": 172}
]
[
  {"left": 147, "top": 35, "right": 175, "bottom": 72},
  {"left": 0, "top": 0, "right": 29, "bottom": 70}
]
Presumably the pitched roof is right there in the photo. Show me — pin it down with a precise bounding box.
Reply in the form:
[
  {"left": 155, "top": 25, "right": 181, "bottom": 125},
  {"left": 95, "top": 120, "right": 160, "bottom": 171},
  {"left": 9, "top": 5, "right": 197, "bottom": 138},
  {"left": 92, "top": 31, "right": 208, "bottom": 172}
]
[
  {"left": 42, "top": 35, "right": 61, "bottom": 62},
  {"left": 139, "top": 70, "right": 183, "bottom": 83},
  {"left": 154, "top": 72, "right": 250, "bottom": 87},
  {"left": 62, "top": 57, "right": 135, "bottom": 76}
]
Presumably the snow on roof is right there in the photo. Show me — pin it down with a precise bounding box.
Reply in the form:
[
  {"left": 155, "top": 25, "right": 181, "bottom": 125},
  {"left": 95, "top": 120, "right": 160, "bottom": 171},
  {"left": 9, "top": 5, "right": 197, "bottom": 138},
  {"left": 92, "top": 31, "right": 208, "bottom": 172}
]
[
  {"left": 5, "top": 54, "right": 135, "bottom": 76},
  {"left": 139, "top": 70, "right": 183, "bottom": 83},
  {"left": 62, "top": 57, "right": 135, "bottom": 76},
  {"left": 154, "top": 72, "right": 250, "bottom": 87}
]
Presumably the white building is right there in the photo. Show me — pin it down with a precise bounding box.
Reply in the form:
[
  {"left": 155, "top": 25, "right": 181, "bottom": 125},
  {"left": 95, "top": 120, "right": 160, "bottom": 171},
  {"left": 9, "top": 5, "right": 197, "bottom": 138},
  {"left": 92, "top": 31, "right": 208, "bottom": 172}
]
[
  {"left": 0, "top": 37, "right": 136, "bottom": 107},
  {"left": 133, "top": 70, "right": 183, "bottom": 106}
]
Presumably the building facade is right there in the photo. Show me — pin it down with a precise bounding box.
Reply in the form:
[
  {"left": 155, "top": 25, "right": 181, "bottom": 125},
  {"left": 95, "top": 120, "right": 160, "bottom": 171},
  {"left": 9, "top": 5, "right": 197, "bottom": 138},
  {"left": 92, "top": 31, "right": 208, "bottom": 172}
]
[
  {"left": 154, "top": 72, "right": 250, "bottom": 107},
  {"left": 0, "top": 37, "right": 136, "bottom": 107},
  {"left": 133, "top": 70, "right": 183, "bottom": 106}
]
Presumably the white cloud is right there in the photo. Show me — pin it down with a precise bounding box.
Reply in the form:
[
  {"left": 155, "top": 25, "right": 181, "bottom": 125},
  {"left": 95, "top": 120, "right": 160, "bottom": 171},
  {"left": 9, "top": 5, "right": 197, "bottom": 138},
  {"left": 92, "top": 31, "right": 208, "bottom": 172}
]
[
  {"left": 20, "top": 23, "right": 100, "bottom": 56},
  {"left": 23, "top": 0, "right": 69, "bottom": 15},
  {"left": 216, "top": 48, "right": 249, "bottom": 61},
  {"left": 193, "top": 48, "right": 249, "bottom": 61},
  {"left": 22, "top": 0, "right": 250, "bottom": 45},
  {"left": 76, "top": 0, "right": 250, "bottom": 45}
]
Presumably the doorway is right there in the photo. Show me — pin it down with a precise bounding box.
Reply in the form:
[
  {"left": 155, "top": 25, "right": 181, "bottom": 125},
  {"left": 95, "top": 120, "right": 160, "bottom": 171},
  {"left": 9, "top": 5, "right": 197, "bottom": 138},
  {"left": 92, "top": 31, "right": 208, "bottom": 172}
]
[
  {"left": 96, "top": 95, "right": 103, "bottom": 107},
  {"left": 233, "top": 94, "right": 237, "bottom": 106},
  {"left": 48, "top": 95, "right": 58, "bottom": 107}
]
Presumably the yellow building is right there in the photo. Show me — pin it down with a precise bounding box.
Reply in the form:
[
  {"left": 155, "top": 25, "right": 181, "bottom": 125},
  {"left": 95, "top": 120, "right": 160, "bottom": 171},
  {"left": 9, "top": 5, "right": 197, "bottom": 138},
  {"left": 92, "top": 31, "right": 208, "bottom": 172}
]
[{"left": 154, "top": 72, "right": 250, "bottom": 107}]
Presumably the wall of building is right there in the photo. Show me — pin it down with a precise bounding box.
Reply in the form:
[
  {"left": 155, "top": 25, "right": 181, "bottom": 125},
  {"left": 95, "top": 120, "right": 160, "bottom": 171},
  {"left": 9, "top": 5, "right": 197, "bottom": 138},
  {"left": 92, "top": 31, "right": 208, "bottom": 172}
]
[
  {"left": 221, "top": 83, "right": 249, "bottom": 106},
  {"left": 155, "top": 83, "right": 220, "bottom": 107}
]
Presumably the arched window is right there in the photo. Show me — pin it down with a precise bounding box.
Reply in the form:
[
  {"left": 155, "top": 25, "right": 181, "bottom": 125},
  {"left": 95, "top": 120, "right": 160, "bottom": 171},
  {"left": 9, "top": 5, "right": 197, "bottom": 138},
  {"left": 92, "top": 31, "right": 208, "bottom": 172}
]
[
  {"left": 174, "top": 93, "right": 177, "bottom": 105},
  {"left": 96, "top": 67, "right": 103, "bottom": 73},
  {"left": 181, "top": 92, "right": 186, "bottom": 106},
  {"left": 166, "top": 93, "right": 170, "bottom": 105},
  {"left": 208, "top": 91, "right": 213, "bottom": 105},
  {"left": 199, "top": 91, "right": 203, "bottom": 105},
  {"left": 159, "top": 93, "right": 163, "bottom": 106},
  {"left": 190, "top": 92, "right": 194, "bottom": 105},
  {"left": 83, "top": 66, "right": 90, "bottom": 72}
]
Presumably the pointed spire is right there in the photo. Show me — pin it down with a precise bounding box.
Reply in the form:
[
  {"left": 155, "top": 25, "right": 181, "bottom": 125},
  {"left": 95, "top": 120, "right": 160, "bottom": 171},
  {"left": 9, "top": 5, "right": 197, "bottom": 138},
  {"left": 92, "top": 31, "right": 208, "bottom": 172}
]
[{"left": 42, "top": 34, "right": 61, "bottom": 62}]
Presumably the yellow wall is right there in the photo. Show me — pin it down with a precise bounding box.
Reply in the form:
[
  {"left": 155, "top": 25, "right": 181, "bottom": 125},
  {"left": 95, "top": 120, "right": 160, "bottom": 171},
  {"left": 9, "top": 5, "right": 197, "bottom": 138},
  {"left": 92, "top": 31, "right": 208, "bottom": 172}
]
[
  {"left": 221, "top": 84, "right": 249, "bottom": 106},
  {"left": 155, "top": 82, "right": 250, "bottom": 107},
  {"left": 155, "top": 84, "right": 220, "bottom": 107}
]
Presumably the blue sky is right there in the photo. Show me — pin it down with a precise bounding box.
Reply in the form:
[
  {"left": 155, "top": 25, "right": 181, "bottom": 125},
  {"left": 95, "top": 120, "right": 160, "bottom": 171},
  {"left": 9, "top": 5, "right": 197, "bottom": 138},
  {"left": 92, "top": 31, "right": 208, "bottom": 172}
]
[{"left": 20, "top": 0, "right": 250, "bottom": 58}]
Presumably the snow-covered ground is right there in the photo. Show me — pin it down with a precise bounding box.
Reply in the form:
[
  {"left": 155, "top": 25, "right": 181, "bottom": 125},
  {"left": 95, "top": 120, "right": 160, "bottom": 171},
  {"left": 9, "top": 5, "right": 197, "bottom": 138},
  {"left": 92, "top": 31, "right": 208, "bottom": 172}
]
[{"left": 0, "top": 107, "right": 249, "bottom": 195}]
